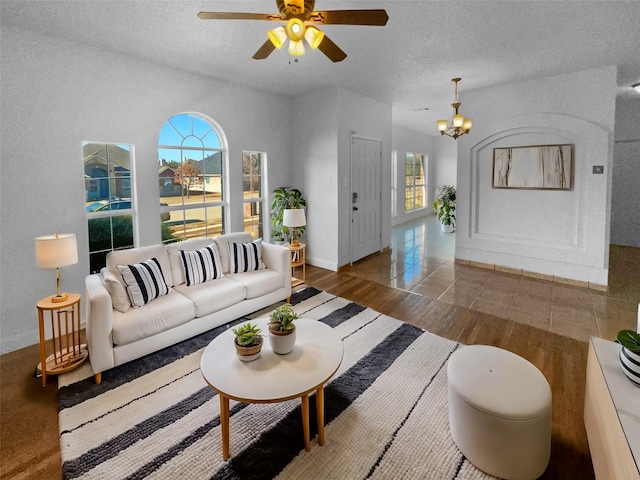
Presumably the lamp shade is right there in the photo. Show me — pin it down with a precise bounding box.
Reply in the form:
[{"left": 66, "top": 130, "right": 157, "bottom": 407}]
[
  {"left": 35, "top": 233, "right": 78, "bottom": 268},
  {"left": 282, "top": 209, "right": 306, "bottom": 228}
]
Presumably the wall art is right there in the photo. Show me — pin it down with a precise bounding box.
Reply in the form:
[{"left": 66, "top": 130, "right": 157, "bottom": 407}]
[{"left": 492, "top": 144, "right": 573, "bottom": 190}]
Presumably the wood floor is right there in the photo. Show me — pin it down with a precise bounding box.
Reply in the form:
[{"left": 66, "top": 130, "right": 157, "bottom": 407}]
[{"left": 1, "top": 266, "right": 596, "bottom": 480}]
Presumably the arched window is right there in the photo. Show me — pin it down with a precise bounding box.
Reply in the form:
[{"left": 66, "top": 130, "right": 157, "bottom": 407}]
[{"left": 158, "top": 113, "right": 227, "bottom": 243}]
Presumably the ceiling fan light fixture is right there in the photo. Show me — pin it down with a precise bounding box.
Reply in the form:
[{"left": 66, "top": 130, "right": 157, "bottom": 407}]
[
  {"left": 304, "top": 26, "right": 324, "bottom": 49},
  {"left": 268, "top": 26, "right": 287, "bottom": 49},
  {"left": 288, "top": 39, "right": 305, "bottom": 56},
  {"left": 285, "top": 18, "right": 305, "bottom": 42}
]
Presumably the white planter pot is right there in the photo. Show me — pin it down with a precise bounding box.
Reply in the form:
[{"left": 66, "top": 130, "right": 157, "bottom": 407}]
[
  {"left": 440, "top": 222, "right": 454, "bottom": 233},
  {"left": 619, "top": 346, "right": 640, "bottom": 387},
  {"left": 268, "top": 327, "right": 296, "bottom": 355}
]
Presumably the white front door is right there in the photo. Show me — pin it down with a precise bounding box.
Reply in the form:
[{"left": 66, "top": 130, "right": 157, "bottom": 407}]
[{"left": 350, "top": 136, "right": 382, "bottom": 263}]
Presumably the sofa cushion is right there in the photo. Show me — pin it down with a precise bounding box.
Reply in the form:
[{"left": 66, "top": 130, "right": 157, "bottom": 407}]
[
  {"left": 180, "top": 243, "right": 223, "bottom": 286},
  {"left": 116, "top": 257, "right": 170, "bottom": 307},
  {"left": 112, "top": 290, "right": 196, "bottom": 346},
  {"left": 107, "top": 244, "right": 172, "bottom": 287},
  {"left": 213, "top": 232, "right": 252, "bottom": 273},
  {"left": 166, "top": 237, "right": 217, "bottom": 287},
  {"left": 173, "top": 277, "right": 246, "bottom": 318},
  {"left": 227, "top": 239, "right": 265, "bottom": 273},
  {"left": 100, "top": 268, "right": 130, "bottom": 313},
  {"left": 226, "top": 269, "right": 285, "bottom": 299}
]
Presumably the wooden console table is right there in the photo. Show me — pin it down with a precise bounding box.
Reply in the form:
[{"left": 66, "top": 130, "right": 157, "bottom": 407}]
[{"left": 584, "top": 336, "right": 640, "bottom": 479}]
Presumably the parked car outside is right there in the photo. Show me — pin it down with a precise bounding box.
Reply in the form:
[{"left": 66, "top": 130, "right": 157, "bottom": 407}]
[{"left": 86, "top": 199, "right": 170, "bottom": 221}]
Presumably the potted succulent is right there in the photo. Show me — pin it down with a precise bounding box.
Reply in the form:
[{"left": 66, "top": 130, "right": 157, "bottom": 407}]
[
  {"left": 433, "top": 185, "right": 456, "bottom": 233},
  {"left": 268, "top": 304, "right": 298, "bottom": 354},
  {"left": 232, "top": 322, "right": 263, "bottom": 362},
  {"left": 616, "top": 330, "right": 640, "bottom": 387},
  {"left": 271, "top": 187, "right": 306, "bottom": 244}
]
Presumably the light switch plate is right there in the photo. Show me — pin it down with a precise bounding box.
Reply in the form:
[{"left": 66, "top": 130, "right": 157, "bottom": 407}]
[{"left": 593, "top": 165, "right": 604, "bottom": 174}]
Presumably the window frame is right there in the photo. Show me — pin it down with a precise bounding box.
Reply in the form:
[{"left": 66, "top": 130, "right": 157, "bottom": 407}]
[
  {"left": 83, "top": 141, "right": 137, "bottom": 273},
  {"left": 242, "top": 151, "right": 266, "bottom": 240},
  {"left": 157, "top": 113, "right": 229, "bottom": 243},
  {"left": 405, "top": 152, "right": 427, "bottom": 212}
]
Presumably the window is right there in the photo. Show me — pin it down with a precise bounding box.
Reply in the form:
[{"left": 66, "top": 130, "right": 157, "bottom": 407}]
[
  {"left": 84, "top": 142, "right": 135, "bottom": 273},
  {"left": 158, "top": 113, "right": 227, "bottom": 243},
  {"left": 391, "top": 150, "right": 397, "bottom": 217},
  {"left": 405, "top": 153, "right": 427, "bottom": 212},
  {"left": 242, "top": 151, "right": 265, "bottom": 239}
]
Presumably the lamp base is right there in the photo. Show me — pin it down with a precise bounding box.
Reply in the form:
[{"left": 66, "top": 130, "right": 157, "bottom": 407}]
[
  {"left": 291, "top": 239, "right": 299, "bottom": 246},
  {"left": 51, "top": 293, "right": 69, "bottom": 303}
]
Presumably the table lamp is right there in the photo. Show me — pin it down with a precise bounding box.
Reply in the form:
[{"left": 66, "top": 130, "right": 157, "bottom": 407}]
[
  {"left": 35, "top": 233, "right": 78, "bottom": 303},
  {"left": 282, "top": 208, "right": 306, "bottom": 246}
]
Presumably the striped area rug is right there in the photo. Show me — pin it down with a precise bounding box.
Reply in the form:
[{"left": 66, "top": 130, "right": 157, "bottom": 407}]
[{"left": 58, "top": 287, "right": 495, "bottom": 480}]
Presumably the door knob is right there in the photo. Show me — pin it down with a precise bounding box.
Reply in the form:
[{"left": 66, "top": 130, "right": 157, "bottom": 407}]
[{"left": 353, "top": 206, "right": 358, "bottom": 211}]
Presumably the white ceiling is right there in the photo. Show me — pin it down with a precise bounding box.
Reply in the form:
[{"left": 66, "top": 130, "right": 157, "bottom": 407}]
[{"left": 2, "top": 0, "right": 639, "bottom": 135}]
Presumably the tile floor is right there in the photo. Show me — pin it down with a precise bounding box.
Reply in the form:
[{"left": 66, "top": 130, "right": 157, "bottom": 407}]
[{"left": 342, "top": 216, "right": 640, "bottom": 343}]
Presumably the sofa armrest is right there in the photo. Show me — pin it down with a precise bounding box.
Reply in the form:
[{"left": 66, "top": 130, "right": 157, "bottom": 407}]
[
  {"left": 85, "top": 273, "right": 115, "bottom": 375},
  {"left": 262, "top": 243, "right": 292, "bottom": 290}
]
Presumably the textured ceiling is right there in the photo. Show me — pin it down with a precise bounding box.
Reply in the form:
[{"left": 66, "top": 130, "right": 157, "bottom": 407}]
[{"left": 2, "top": 0, "right": 639, "bottom": 134}]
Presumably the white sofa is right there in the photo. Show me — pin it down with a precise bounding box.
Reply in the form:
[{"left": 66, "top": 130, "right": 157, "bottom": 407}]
[{"left": 85, "top": 232, "right": 291, "bottom": 383}]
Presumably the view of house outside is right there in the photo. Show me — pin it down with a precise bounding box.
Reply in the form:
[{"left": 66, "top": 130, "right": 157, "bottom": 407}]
[{"left": 84, "top": 113, "right": 265, "bottom": 272}]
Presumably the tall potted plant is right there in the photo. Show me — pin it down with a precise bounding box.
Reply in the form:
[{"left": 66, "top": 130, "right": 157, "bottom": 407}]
[
  {"left": 270, "top": 187, "right": 307, "bottom": 243},
  {"left": 433, "top": 185, "right": 456, "bottom": 233}
]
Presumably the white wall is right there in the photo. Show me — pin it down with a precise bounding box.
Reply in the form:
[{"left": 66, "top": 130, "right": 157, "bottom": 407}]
[
  {"left": 291, "top": 88, "right": 339, "bottom": 271},
  {"left": 391, "top": 126, "right": 435, "bottom": 227},
  {"left": 336, "top": 89, "right": 392, "bottom": 267},
  {"left": 610, "top": 96, "right": 640, "bottom": 247},
  {"left": 455, "top": 66, "right": 618, "bottom": 286},
  {"left": 291, "top": 87, "right": 391, "bottom": 270},
  {"left": 0, "top": 27, "right": 292, "bottom": 353},
  {"left": 433, "top": 136, "right": 458, "bottom": 191}
]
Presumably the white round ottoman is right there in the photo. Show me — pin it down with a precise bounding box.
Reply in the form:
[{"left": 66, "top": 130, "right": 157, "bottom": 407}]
[{"left": 447, "top": 345, "right": 552, "bottom": 480}]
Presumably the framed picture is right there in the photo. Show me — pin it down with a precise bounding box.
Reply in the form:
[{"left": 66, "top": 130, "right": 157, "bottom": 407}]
[{"left": 492, "top": 144, "right": 573, "bottom": 190}]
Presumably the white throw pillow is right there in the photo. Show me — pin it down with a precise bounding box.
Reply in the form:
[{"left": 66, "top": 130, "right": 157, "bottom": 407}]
[
  {"left": 100, "top": 267, "right": 131, "bottom": 313},
  {"left": 116, "top": 257, "right": 170, "bottom": 308},
  {"left": 180, "top": 243, "right": 224, "bottom": 287},
  {"left": 227, "top": 239, "right": 265, "bottom": 273}
]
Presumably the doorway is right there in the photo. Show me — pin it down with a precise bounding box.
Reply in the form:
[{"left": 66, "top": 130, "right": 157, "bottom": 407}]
[{"left": 350, "top": 136, "right": 382, "bottom": 263}]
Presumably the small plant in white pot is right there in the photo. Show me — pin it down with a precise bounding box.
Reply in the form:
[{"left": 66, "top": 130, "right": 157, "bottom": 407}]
[
  {"left": 232, "top": 322, "right": 263, "bottom": 362},
  {"left": 616, "top": 330, "right": 640, "bottom": 387},
  {"left": 433, "top": 185, "right": 456, "bottom": 233},
  {"left": 268, "top": 304, "right": 298, "bottom": 355}
]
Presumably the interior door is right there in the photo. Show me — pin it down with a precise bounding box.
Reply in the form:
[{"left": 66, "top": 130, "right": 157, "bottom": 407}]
[{"left": 350, "top": 136, "right": 382, "bottom": 263}]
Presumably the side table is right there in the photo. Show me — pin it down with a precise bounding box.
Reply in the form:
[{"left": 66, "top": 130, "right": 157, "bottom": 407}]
[
  {"left": 36, "top": 293, "right": 88, "bottom": 387},
  {"left": 285, "top": 242, "right": 306, "bottom": 287}
]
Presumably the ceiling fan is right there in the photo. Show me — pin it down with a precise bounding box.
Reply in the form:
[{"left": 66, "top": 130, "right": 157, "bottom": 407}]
[{"left": 198, "top": 0, "right": 388, "bottom": 62}]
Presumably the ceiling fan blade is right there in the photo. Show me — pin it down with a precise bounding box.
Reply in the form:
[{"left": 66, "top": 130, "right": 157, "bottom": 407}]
[
  {"left": 317, "top": 35, "right": 347, "bottom": 63},
  {"left": 310, "top": 10, "right": 388, "bottom": 26},
  {"left": 252, "top": 40, "right": 277, "bottom": 60},
  {"left": 197, "top": 12, "right": 281, "bottom": 21}
]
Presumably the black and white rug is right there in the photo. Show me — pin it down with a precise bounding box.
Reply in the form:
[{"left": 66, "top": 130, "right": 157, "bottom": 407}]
[{"left": 58, "top": 287, "right": 495, "bottom": 479}]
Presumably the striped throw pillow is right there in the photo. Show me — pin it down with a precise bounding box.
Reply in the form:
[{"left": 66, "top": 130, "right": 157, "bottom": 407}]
[
  {"left": 228, "top": 239, "right": 265, "bottom": 274},
  {"left": 180, "top": 244, "right": 223, "bottom": 286},
  {"left": 116, "top": 257, "right": 170, "bottom": 308}
]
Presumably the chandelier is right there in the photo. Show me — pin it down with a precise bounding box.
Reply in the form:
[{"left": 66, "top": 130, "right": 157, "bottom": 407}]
[{"left": 437, "top": 78, "right": 472, "bottom": 139}]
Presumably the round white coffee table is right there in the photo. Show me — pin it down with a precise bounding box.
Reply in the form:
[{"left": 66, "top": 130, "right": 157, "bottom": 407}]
[{"left": 200, "top": 317, "right": 343, "bottom": 460}]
